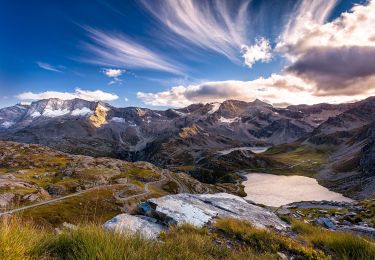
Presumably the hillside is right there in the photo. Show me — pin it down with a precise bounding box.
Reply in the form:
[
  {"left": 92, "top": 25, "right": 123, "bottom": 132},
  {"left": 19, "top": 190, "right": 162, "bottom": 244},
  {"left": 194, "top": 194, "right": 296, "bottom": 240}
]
[{"left": 0, "top": 141, "right": 239, "bottom": 226}]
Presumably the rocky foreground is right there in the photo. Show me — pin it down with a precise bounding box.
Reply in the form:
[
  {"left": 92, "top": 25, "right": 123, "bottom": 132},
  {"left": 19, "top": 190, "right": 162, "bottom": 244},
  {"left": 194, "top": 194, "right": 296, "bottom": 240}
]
[
  {"left": 104, "top": 192, "right": 375, "bottom": 241},
  {"left": 104, "top": 193, "right": 288, "bottom": 238}
]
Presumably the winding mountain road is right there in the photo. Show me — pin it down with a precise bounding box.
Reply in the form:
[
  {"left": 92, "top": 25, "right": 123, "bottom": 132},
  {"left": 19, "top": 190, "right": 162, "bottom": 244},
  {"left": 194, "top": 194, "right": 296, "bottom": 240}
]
[{"left": 0, "top": 170, "right": 170, "bottom": 216}]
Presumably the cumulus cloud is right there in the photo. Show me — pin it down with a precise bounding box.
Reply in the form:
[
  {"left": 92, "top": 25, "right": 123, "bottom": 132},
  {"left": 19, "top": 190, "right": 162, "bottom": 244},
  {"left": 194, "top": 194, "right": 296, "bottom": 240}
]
[
  {"left": 241, "top": 38, "right": 272, "bottom": 68},
  {"left": 278, "top": 0, "right": 375, "bottom": 95},
  {"left": 17, "top": 88, "right": 119, "bottom": 101},
  {"left": 81, "top": 27, "right": 184, "bottom": 75},
  {"left": 36, "top": 62, "right": 63, "bottom": 73},
  {"left": 287, "top": 46, "right": 375, "bottom": 95},
  {"left": 136, "top": 0, "right": 375, "bottom": 107},
  {"left": 102, "top": 68, "right": 125, "bottom": 85},
  {"left": 103, "top": 68, "right": 124, "bottom": 78},
  {"left": 137, "top": 74, "right": 375, "bottom": 107}
]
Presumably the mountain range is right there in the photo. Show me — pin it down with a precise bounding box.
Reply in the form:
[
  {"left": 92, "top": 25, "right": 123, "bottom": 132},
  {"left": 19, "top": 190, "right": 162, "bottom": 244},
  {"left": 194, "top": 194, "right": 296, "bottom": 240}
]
[{"left": 1, "top": 97, "right": 375, "bottom": 199}]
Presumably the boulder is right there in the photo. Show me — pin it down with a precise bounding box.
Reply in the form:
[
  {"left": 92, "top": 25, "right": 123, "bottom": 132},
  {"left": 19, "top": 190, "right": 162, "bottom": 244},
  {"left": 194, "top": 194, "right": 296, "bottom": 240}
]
[
  {"left": 147, "top": 193, "right": 288, "bottom": 230},
  {"left": 0, "top": 193, "right": 15, "bottom": 208},
  {"left": 315, "top": 217, "right": 336, "bottom": 229},
  {"left": 104, "top": 214, "right": 165, "bottom": 239}
]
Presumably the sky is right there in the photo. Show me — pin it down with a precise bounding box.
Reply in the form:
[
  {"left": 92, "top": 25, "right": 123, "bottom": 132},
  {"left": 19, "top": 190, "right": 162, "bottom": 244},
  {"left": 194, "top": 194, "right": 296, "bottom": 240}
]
[{"left": 1, "top": 0, "right": 374, "bottom": 108}]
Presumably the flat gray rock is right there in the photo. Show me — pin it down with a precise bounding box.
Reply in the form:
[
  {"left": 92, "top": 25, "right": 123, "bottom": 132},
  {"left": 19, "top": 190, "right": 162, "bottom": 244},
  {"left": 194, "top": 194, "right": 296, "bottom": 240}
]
[
  {"left": 147, "top": 193, "right": 288, "bottom": 230},
  {"left": 103, "top": 214, "right": 165, "bottom": 239}
]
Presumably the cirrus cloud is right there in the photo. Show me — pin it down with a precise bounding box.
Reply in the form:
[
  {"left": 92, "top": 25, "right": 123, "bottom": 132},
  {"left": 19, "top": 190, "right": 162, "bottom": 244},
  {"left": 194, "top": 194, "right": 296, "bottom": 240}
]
[
  {"left": 17, "top": 88, "right": 119, "bottom": 102},
  {"left": 81, "top": 27, "right": 185, "bottom": 75}
]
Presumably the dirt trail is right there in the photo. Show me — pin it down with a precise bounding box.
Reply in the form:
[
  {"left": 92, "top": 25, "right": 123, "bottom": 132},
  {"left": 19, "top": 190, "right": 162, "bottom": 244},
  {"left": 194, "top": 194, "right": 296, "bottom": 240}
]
[{"left": 0, "top": 170, "right": 171, "bottom": 216}]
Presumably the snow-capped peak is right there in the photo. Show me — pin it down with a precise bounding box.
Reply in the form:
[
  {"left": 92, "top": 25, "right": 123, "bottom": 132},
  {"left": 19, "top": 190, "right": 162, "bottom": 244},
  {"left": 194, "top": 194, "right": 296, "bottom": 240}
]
[{"left": 208, "top": 102, "right": 221, "bottom": 114}]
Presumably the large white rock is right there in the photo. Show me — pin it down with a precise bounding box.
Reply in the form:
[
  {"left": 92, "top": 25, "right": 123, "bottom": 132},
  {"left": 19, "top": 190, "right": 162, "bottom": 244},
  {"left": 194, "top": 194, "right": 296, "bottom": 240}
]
[
  {"left": 147, "top": 193, "right": 288, "bottom": 230},
  {"left": 103, "top": 214, "right": 165, "bottom": 239}
]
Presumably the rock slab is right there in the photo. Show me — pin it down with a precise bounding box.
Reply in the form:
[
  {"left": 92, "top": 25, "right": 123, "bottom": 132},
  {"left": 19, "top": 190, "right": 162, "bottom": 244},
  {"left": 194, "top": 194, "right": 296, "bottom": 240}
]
[
  {"left": 146, "top": 193, "right": 288, "bottom": 230},
  {"left": 104, "top": 214, "right": 165, "bottom": 239}
]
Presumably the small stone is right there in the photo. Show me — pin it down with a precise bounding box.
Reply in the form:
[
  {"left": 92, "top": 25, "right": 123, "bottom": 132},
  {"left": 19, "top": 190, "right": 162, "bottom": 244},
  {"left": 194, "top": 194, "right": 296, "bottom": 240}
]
[
  {"left": 277, "top": 252, "right": 288, "bottom": 259},
  {"left": 345, "top": 212, "right": 357, "bottom": 217}
]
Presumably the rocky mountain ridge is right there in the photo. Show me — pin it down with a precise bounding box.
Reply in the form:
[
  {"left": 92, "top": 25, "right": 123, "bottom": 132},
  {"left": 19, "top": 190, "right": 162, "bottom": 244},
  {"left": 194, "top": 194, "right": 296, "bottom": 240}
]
[
  {"left": 1, "top": 97, "right": 375, "bottom": 198},
  {"left": 0, "top": 97, "right": 356, "bottom": 163}
]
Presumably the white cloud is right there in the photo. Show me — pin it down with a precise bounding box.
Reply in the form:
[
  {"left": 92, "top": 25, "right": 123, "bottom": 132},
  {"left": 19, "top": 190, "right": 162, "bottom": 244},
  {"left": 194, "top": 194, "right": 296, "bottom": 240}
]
[
  {"left": 140, "top": 0, "right": 252, "bottom": 64},
  {"left": 277, "top": 0, "right": 375, "bottom": 95},
  {"left": 241, "top": 38, "right": 272, "bottom": 68},
  {"left": 81, "top": 27, "right": 184, "bottom": 75},
  {"left": 17, "top": 88, "right": 119, "bottom": 101},
  {"left": 278, "top": 0, "right": 374, "bottom": 56},
  {"left": 103, "top": 68, "right": 124, "bottom": 85},
  {"left": 137, "top": 73, "right": 375, "bottom": 107},
  {"left": 103, "top": 68, "right": 124, "bottom": 78},
  {"left": 36, "top": 62, "right": 63, "bottom": 73}
]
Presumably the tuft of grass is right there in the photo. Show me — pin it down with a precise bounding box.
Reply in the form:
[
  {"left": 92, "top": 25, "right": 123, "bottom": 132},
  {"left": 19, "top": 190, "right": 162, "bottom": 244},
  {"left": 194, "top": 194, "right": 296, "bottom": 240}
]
[
  {"left": 35, "top": 224, "right": 157, "bottom": 259},
  {"left": 214, "top": 218, "right": 325, "bottom": 259},
  {"left": 292, "top": 220, "right": 375, "bottom": 260},
  {"left": 0, "top": 217, "right": 46, "bottom": 260}
]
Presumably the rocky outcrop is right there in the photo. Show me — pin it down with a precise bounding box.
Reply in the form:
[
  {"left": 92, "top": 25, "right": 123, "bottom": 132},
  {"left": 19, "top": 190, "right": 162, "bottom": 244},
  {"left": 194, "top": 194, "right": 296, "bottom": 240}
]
[
  {"left": 104, "top": 214, "right": 165, "bottom": 239},
  {"left": 360, "top": 123, "right": 375, "bottom": 176},
  {"left": 89, "top": 104, "right": 109, "bottom": 128},
  {"left": 145, "top": 193, "right": 288, "bottom": 230},
  {"left": 105, "top": 193, "right": 288, "bottom": 239}
]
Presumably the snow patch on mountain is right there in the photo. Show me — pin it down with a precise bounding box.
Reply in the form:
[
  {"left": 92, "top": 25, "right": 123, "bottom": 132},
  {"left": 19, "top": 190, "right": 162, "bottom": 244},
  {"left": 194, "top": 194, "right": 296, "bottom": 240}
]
[
  {"left": 172, "top": 110, "right": 187, "bottom": 117},
  {"left": 71, "top": 107, "right": 93, "bottom": 116},
  {"left": 208, "top": 102, "right": 221, "bottom": 114},
  {"left": 219, "top": 116, "right": 240, "bottom": 124},
  {"left": 43, "top": 108, "right": 70, "bottom": 117},
  {"left": 31, "top": 111, "right": 42, "bottom": 118},
  {"left": 0, "top": 121, "right": 14, "bottom": 128},
  {"left": 111, "top": 117, "right": 126, "bottom": 123}
]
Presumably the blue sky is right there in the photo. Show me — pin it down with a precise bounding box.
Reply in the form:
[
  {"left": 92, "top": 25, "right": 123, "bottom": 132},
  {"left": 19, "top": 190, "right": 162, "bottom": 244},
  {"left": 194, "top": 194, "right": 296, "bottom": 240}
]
[{"left": 1, "top": 0, "right": 374, "bottom": 108}]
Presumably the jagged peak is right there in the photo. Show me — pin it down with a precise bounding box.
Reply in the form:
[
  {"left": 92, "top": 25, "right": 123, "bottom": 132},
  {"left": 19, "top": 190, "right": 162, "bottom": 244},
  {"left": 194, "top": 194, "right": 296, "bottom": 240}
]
[{"left": 249, "top": 98, "right": 272, "bottom": 107}]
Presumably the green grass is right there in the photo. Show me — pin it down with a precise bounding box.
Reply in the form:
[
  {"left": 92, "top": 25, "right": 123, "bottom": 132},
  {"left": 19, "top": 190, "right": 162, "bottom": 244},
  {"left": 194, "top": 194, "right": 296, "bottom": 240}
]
[
  {"left": 2, "top": 216, "right": 375, "bottom": 260},
  {"left": 18, "top": 186, "right": 125, "bottom": 227},
  {"left": 127, "top": 167, "right": 161, "bottom": 182},
  {"left": 214, "top": 218, "right": 325, "bottom": 259},
  {"left": 0, "top": 217, "right": 259, "bottom": 260},
  {"left": 257, "top": 144, "right": 331, "bottom": 176},
  {"left": 292, "top": 220, "right": 375, "bottom": 260}
]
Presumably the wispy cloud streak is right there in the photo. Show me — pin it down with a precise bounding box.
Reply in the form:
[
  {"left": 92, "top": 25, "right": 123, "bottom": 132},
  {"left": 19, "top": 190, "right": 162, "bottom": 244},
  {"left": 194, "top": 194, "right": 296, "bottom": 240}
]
[
  {"left": 81, "top": 27, "right": 184, "bottom": 75},
  {"left": 36, "top": 62, "right": 63, "bottom": 73},
  {"left": 140, "top": 0, "right": 251, "bottom": 63}
]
